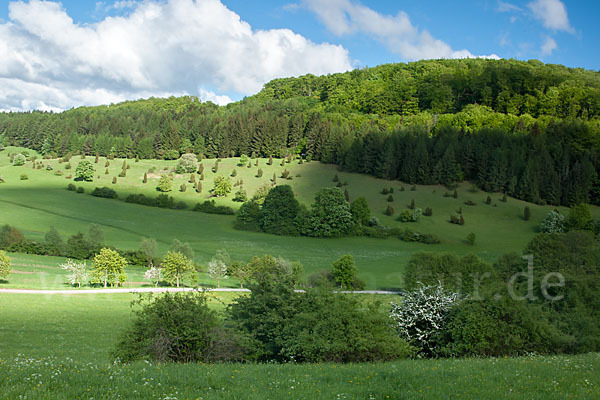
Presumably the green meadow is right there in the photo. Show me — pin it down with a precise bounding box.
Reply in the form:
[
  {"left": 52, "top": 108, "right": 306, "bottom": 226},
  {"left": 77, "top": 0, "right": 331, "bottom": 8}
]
[
  {"left": 1, "top": 146, "right": 598, "bottom": 290},
  {"left": 0, "top": 293, "right": 598, "bottom": 399}
]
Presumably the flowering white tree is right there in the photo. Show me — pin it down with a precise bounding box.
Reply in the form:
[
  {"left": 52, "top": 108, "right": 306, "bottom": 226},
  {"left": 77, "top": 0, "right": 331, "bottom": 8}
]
[
  {"left": 61, "top": 259, "right": 89, "bottom": 288},
  {"left": 144, "top": 266, "right": 162, "bottom": 288},
  {"left": 390, "top": 282, "right": 461, "bottom": 356},
  {"left": 539, "top": 210, "right": 566, "bottom": 233},
  {"left": 207, "top": 259, "right": 228, "bottom": 288}
]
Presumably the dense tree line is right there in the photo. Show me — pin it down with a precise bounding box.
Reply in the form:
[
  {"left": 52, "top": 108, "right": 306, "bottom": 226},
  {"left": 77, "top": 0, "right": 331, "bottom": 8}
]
[{"left": 1, "top": 59, "right": 599, "bottom": 205}]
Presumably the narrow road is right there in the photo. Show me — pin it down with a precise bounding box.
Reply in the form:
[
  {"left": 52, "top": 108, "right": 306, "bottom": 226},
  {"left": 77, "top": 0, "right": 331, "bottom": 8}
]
[{"left": 0, "top": 288, "right": 401, "bottom": 295}]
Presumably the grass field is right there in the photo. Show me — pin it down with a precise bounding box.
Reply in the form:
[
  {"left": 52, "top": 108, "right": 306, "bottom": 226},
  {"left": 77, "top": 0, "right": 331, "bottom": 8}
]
[
  {"left": 1, "top": 146, "right": 598, "bottom": 290},
  {"left": 0, "top": 293, "right": 598, "bottom": 399}
]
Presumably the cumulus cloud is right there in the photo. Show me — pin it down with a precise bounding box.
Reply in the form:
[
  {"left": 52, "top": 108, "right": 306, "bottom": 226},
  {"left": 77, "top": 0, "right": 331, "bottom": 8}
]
[
  {"left": 540, "top": 36, "right": 557, "bottom": 56},
  {"left": 302, "top": 0, "right": 499, "bottom": 61},
  {"left": 527, "top": 0, "right": 574, "bottom": 32},
  {"left": 0, "top": 0, "right": 352, "bottom": 111}
]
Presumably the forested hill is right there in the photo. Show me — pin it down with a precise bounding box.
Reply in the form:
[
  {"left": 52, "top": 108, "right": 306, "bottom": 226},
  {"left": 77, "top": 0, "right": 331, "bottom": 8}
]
[
  {"left": 1, "top": 58, "right": 600, "bottom": 206},
  {"left": 255, "top": 58, "right": 600, "bottom": 119}
]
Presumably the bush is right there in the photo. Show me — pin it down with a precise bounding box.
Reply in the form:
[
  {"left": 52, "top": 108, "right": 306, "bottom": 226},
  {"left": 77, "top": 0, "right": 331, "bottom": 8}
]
[
  {"left": 20, "top": 174, "right": 28, "bottom": 180},
  {"left": 259, "top": 185, "right": 300, "bottom": 235},
  {"left": 390, "top": 283, "right": 461, "bottom": 356},
  {"left": 192, "top": 200, "right": 235, "bottom": 215},
  {"left": 233, "top": 189, "right": 247, "bottom": 202},
  {"left": 175, "top": 153, "right": 198, "bottom": 173},
  {"left": 524, "top": 206, "right": 531, "bottom": 221},
  {"left": 464, "top": 200, "right": 476, "bottom": 206},
  {"left": 424, "top": 207, "right": 433, "bottom": 216},
  {"left": 234, "top": 201, "right": 261, "bottom": 231},
  {"left": 113, "top": 292, "right": 245, "bottom": 363},
  {"left": 156, "top": 175, "right": 172, "bottom": 192},
  {"left": 91, "top": 187, "right": 118, "bottom": 199},
  {"left": 76, "top": 186, "right": 84, "bottom": 194},
  {"left": 75, "top": 160, "right": 95, "bottom": 181},
  {"left": 12, "top": 154, "right": 26, "bottom": 166},
  {"left": 539, "top": 210, "right": 566, "bottom": 233},
  {"left": 385, "top": 205, "right": 395, "bottom": 216},
  {"left": 229, "top": 280, "right": 411, "bottom": 363}
]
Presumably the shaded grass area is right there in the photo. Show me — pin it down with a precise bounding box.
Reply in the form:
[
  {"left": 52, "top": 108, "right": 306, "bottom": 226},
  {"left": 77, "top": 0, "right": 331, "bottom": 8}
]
[{"left": 0, "top": 293, "right": 598, "bottom": 399}]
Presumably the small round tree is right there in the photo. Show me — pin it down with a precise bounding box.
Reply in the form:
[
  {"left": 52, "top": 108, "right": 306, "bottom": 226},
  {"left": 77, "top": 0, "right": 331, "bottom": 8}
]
[
  {"left": 12, "top": 154, "right": 26, "bottom": 166},
  {"left": 156, "top": 175, "right": 173, "bottom": 192},
  {"left": 175, "top": 153, "right": 198, "bottom": 173},
  {"left": 212, "top": 175, "right": 232, "bottom": 197},
  {"left": 75, "top": 160, "right": 95, "bottom": 181}
]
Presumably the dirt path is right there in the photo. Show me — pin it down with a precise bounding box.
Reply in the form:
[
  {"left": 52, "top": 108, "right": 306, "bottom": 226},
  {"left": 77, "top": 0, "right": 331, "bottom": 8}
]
[{"left": 0, "top": 288, "right": 401, "bottom": 295}]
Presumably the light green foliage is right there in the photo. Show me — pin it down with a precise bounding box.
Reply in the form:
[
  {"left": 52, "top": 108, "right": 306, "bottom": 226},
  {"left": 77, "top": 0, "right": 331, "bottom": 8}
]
[
  {"left": 0, "top": 250, "right": 11, "bottom": 279},
  {"left": 332, "top": 254, "right": 358, "bottom": 289},
  {"left": 75, "top": 160, "right": 95, "bottom": 181},
  {"left": 212, "top": 175, "right": 232, "bottom": 197},
  {"left": 60, "top": 259, "right": 89, "bottom": 288},
  {"left": 156, "top": 174, "right": 173, "bottom": 192},
  {"left": 12, "top": 154, "right": 26, "bottom": 166},
  {"left": 238, "top": 154, "right": 249, "bottom": 166},
  {"left": 162, "top": 251, "right": 194, "bottom": 288},
  {"left": 175, "top": 153, "right": 198, "bottom": 173},
  {"left": 92, "top": 248, "right": 128, "bottom": 288},
  {"left": 207, "top": 259, "right": 228, "bottom": 288}
]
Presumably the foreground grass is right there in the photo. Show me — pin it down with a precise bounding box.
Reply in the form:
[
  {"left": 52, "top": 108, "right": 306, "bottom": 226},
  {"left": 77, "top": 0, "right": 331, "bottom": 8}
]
[
  {"left": 0, "top": 293, "right": 598, "bottom": 399},
  {"left": 1, "top": 353, "right": 598, "bottom": 399}
]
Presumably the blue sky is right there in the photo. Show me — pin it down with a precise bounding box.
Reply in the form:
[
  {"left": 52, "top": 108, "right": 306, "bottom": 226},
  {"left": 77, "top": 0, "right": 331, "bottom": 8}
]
[{"left": 0, "top": 0, "right": 597, "bottom": 111}]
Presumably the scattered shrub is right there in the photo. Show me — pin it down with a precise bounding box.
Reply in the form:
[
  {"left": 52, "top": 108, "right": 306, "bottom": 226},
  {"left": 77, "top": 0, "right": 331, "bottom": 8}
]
[
  {"left": 91, "top": 187, "right": 118, "bottom": 199},
  {"left": 20, "top": 174, "right": 28, "bottom": 180}
]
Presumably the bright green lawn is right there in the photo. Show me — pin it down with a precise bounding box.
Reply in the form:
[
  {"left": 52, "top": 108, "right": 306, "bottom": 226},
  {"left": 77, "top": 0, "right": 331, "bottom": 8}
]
[
  {"left": 1, "top": 146, "right": 598, "bottom": 290},
  {"left": 0, "top": 293, "right": 598, "bottom": 399}
]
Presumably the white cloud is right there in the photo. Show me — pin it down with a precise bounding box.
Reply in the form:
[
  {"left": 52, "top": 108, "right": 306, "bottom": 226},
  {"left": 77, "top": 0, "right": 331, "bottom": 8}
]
[
  {"left": 0, "top": 0, "right": 352, "bottom": 111},
  {"left": 540, "top": 36, "right": 557, "bottom": 56},
  {"left": 527, "top": 0, "right": 574, "bottom": 33},
  {"left": 198, "top": 88, "right": 232, "bottom": 106},
  {"left": 496, "top": 1, "right": 522, "bottom": 13},
  {"left": 302, "top": 0, "right": 499, "bottom": 61}
]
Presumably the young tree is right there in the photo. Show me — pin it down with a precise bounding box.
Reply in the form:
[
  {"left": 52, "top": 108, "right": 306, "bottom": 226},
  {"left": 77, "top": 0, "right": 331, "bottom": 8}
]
[
  {"left": 350, "top": 196, "right": 371, "bottom": 225},
  {"left": 466, "top": 232, "right": 476, "bottom": 245},
  {"left": 0, "top": 250, "right": 11, "bottom": 280},
  {"left": 169, "top": 239, "right": 194, "bottom": 260},
  {"left": 162, "top": 251, "right": 194, "bottom": 288},
  {"left": 92, "top": 248, "right": 128, "bottom": 288},
  {"left": 332, "top": 254, "right": 358, "bottom": 289},
  {"left": 88, "top": 223, "right": 104, "bottom": 248},
  {"left": 61, "top": 259, "right": 89, "bottom": 288},
  {"left": 230, "top": 261, "right": 253, "bottom": 288},
  {"left": 156, "top": 174, "right": 172, "bottom": 192},
  {"left": 523, "top": 206, "right": 531, "bottom": 221},
  {"left": 144, "top": 266, "right": 162, "bottom": 288},
  {"left": 45, "top": 226, "right": 64, "bottom": 253},
  {"left": 139, "top": 237, "right": 158, "bottom": 267},
  {"left": 212, "top": 175, "right": 232, "bottom": 197},
  {"left": 75, "top": 160, "right": 95, "bottom": 181},
  {"left": 175, "top": 153, "right": 198, "bottom": 173},
  {"left": 143, "top": 172, "right": 148, "bottom": 183},
  {"left": 567, "top": 203, "right": 593, "bottom": 230},
  {"left": 208, "top": 258, "right": 228, "bottom": 288}
]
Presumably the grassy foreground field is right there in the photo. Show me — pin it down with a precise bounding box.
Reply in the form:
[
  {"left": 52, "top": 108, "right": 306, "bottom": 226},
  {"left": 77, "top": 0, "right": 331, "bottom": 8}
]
[
  {"left": 1, "top": 146, "right": 599, "bottom": 290},
  {"left": 1, "top": 294, "right": 598, "bottom": 399}
]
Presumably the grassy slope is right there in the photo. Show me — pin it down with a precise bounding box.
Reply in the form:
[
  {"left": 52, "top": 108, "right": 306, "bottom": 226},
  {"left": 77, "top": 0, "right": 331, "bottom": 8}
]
[
  {"left": 0, "top": 293, "right": 598, "bottom": 399},
  {"left": 1, "top": 146, "right": 598, "bottom": 290}
]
